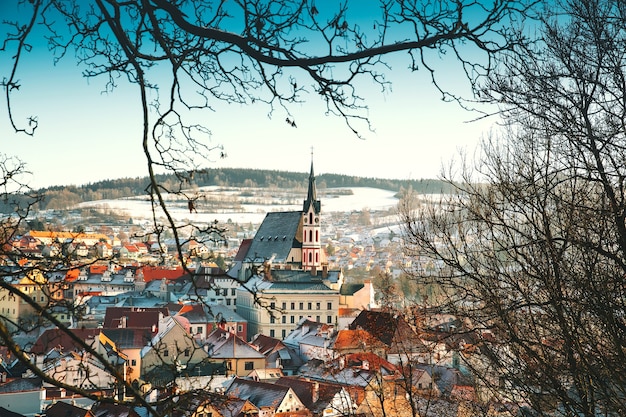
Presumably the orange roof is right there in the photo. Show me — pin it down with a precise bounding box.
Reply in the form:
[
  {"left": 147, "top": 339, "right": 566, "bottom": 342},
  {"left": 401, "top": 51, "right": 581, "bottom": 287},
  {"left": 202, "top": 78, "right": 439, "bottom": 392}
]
[
  {"left": 333, "top": 329, "right": 381, "bottom": 350},
  {"left": 141, "top": 266, "right": 187, "bottom": 282},
  {"left": 90, "top": 264, "right": 109, "bottom": 274}
]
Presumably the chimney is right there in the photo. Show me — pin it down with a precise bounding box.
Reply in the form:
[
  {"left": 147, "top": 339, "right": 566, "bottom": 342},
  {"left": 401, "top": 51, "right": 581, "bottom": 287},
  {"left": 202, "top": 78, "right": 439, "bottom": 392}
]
[
  {"left": 322, "top": 265, "right": 328, "bottom": 278},
  {"left": 312, "top": 381, "right": 319, "bottom": 403},
  {"left": 311, "top": 265, "right": 317, "bottom": 276},
  {"left": 264, "top": 261, "right": 272, "bottom": 281}
]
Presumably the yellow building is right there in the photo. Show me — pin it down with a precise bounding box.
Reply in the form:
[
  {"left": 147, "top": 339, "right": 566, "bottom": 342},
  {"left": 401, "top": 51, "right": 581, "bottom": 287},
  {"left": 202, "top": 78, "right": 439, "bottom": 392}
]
[{"left": 0, "top": 269, "right": 60, "bottom": 331}]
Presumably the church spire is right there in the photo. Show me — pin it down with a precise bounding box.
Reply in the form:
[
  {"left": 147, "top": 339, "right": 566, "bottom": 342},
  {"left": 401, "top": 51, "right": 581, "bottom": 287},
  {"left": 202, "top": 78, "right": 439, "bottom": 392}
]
[{"left": 303, "top": 150, "right": 320, "bottom": 213}]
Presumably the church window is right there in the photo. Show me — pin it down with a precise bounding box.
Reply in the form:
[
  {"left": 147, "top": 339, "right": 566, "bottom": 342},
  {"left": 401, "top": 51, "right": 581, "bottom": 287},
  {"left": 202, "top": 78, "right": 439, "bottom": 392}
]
[
  {"left": 309, "top": 212, "right": 313, "bottom": 223},
  {"left": 316, "top": 230, "right": 319, "bottom": 242},
  {"left": 309, "top": 230, "right": 313, "bottom": 241},
  {"left": 308, "top": 252, "right": 312, "bottom": 263},
  {"left": 315, "top": 252, "right": 319, "bottom": 263}
]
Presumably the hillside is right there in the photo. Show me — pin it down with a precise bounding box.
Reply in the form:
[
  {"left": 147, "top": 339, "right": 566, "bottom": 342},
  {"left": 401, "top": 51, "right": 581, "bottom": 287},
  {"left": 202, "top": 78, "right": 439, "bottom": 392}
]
[{"left": 2, "top": 168, "right": 453, "bottom": 214}]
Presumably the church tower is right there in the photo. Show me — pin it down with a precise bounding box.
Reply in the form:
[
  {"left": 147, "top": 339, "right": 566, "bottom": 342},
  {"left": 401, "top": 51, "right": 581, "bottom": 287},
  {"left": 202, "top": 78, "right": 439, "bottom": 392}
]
[{"left": 302, "top": 154, "right": 322, "bottom": 271}]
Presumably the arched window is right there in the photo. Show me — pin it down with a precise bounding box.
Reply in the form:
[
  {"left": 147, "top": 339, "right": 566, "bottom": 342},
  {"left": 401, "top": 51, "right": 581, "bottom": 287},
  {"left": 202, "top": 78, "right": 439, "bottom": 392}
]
[
  {"left": 315, "top": 252, "right": 319, "bottom": 263},
  {"left": 309, "top": 252, "right": 313, "bottom": 263},
  {"left": 315, "top": 230, "right": 319, "bottom": 242},
  {"left": 309, "top": 230, "right": 313, "bottom": 242},
  {"left": 309, "top": 212, "right": 313, "bottom": 224}
]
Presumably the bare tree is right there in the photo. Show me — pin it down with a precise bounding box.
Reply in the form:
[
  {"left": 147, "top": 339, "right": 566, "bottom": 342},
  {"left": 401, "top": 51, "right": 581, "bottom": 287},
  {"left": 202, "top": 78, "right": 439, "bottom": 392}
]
[
  {"left": 400, "top": 1, "right": 626, "bottom": 415},
  {"left": 0, "top": 0, "right": 535, "bottom": 415}
]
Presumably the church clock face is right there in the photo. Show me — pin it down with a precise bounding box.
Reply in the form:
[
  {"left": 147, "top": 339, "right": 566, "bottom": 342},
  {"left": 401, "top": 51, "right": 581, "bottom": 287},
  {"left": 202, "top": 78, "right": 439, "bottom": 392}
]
[{"left": 315, "top": 217, "right": 319, "bottom": 223}]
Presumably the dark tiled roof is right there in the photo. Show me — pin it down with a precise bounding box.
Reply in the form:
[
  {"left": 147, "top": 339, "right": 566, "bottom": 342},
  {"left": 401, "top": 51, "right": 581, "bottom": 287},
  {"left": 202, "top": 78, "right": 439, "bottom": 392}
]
[
  {"left": 0, "top": 406, "right": 26, "bottom": 417},
  {"left": 101, "top": 328, "right": 153, "bottom": 349},
  {"left": 45, "top": 401, "right": 91, "bottom": 417},
  {"left": 91, "top": 403, "right": 142, "bottom": 417},
  {"left": 349, "top": 310, "right": 415, "bottom": 347},
  {"left": 30, "top": 329, "right": 100, "bottom": 355},
  {"left": 245, "top": 211, "right": 302, "bottom": 262},
  {"left": 339, "top": 283, "right": 364, "bottom": 295},
  {"left": 103, "top": 307, "right": 167, "bottom": 329},
  {"left": 275, "top": 376, "right": 343, "bottom": 411},
  {"left": 0, "top": 377, "right": 42, "bottom": 393},
  {"left": 267, "top": 282, "right": 333, "bottom": 291},
  {"left": 226, "top": 378, "right": 293, "bottom": 409}
]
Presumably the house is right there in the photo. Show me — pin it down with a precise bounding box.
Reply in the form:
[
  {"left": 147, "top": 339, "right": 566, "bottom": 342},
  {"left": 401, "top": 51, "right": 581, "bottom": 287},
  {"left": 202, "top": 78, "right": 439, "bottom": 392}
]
[
  {"left": 338, "top": 279, "right": 376, "bottom": 310},
  {"left": 35, "top": 351, "right": 116, "bottom": 392},
  {"left": 348, "top": 309, "right": 426, "bottom": 364},
  {"left": 140, "top": 316, "right": 209, "bottom": 383},
  {"left": 202, "top": 328, "right": 266, "bottom": 377},
  {"left": 283, "top": 319, "right": 335, "bottom": 362},
  {"left": 275, "top": 376, "right": 355, "bottom": 417},
  {"left": 225, "top": 377, "right": 309, "bottom": 417},
  {"left": 0, "top": 377, "right": 45, "bottom": 417},
  {"left": 190, "top": 266, "right": 240, "bottom": 310},
  {"left": 297, "top": 352, "right": 402, "bottom": 410},
  {"left": 249, "top": 333, "right": 304, "bottom": 375},
  {"left": 98, "top": 328, "right": 154, "bottom": 383},
  {"left": 172, "top": 303, "right": 247, "bottom": 341},
  {"left": 0, "top": 269, "right": 59, "bottom": 332}
]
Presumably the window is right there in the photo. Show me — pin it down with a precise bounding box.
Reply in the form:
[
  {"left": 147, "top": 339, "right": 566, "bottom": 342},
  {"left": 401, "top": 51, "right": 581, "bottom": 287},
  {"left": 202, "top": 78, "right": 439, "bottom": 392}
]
[
  {"left": 270, "top": 329, "right": 275, "bottom": 337},
  {"left": 231, "top": 288, "right": 236, "bottom": 296},
  {"left": 291, "top": 316, "right": 295, "bottom": 324},
  {"left": 316, "top": 302, "right": 321, "bottom": 310},
  {"left": 131, "top": 359, "right": 136, "bottom": 366},
  {"left": 327, "top": 315, "right": 333, "bottom": 324},
  {"left": 163, "top": 350, "right": 169, "bottom": 357},
  {"left": 270, "top": 302, "right": 275, "bottom": 309},
  {"left": 282, "top": 316, "right": 286, "bottom": 324},
  {"left": 282, "top": 302, "right": 287, "bottom": 310},
  {"left": 299, "top": 302, "right": 304, "bottom": 310},
  {"left": 244, "top": 361, "right": 254, "bottom": 370},
  {"left": 327, "top": 302, "right": 332, "bottom": 310},
  {"left": 316, "top": 316, "right": 320, "bottom": 322},
  {"left": 197, "top": 326, "right": 202, "bottom": 334},
  {"left": 270, "top": 316, "right": 276, "bottom": 324},
  {"left": 238, "top": 324, "right": 243, "bottom": 332},
  {"left": 282, "top": 329, "right": 286, "bottom": 338},
  {"left": 184, "top": 349, "right": 190, "bottom": 357},
  {"left": 226, "top": 299, "right": 231, "bottom": 305},
  {"left": 291, "top": 302, "right": 295, "bottom": 310},
  {"left": 308, "top": 302, "right": 312, "bottom": 310}
]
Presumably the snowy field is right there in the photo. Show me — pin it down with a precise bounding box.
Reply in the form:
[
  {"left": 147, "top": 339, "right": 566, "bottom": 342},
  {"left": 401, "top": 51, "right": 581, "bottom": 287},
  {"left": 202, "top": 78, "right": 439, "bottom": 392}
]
[{"left": 77, "top": 187, "right": 399, "bottom": 225}]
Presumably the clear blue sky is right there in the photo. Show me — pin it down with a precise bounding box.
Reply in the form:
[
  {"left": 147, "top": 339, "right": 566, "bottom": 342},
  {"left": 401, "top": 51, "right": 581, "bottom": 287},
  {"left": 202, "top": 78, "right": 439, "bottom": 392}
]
[{"left": 1, "top": 2, "right": 495, "bottom": 189}]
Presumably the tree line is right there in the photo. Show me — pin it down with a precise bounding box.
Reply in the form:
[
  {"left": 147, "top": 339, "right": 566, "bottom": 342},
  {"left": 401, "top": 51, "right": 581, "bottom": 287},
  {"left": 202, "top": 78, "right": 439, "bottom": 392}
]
[{"left": 0, "top": 169, "right": 454, "bottom": 213}]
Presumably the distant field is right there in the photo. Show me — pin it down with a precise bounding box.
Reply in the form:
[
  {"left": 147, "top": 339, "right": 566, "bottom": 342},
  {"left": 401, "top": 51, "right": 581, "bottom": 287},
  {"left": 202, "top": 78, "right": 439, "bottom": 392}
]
[{"left": 77, "top": 186, "right": 400, "bottom": 225}]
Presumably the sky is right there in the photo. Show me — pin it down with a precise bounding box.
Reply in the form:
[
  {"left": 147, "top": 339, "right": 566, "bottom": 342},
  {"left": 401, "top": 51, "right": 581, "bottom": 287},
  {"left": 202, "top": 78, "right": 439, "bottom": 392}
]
[{"left": 1, "top": 2, "right": 497, "bottom": 190}]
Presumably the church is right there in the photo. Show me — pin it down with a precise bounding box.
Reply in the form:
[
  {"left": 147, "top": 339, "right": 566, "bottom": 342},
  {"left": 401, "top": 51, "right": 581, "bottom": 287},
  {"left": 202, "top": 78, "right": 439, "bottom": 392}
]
[{"left": 231, "top": 157, "right": 374, "bottom": 340}]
